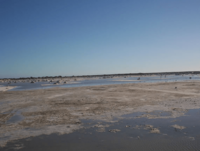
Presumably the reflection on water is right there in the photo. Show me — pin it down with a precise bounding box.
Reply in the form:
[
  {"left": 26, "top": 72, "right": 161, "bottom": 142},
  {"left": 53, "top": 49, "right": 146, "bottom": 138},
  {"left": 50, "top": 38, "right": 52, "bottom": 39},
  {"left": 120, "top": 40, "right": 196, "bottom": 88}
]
[
  {"left": 2, "top": 108, "right": 200, "bottom": 151},
  {"left": 0, "top": 75, "right": 200, "bottom": 91}
]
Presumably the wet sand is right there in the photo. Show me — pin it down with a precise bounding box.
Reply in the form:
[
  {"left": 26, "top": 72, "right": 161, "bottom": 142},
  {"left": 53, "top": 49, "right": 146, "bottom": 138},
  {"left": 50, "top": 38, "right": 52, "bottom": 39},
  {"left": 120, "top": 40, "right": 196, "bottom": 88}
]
[{"left": 1, "top": 81, "right": 200, "bottom": 149}]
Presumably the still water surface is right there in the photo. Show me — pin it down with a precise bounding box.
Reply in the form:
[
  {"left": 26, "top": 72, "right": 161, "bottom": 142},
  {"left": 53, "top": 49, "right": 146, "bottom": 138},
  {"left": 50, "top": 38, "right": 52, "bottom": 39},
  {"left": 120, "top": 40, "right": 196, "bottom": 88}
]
[{"left": 1, "top": 108, "right": 200, "bottom": 151}]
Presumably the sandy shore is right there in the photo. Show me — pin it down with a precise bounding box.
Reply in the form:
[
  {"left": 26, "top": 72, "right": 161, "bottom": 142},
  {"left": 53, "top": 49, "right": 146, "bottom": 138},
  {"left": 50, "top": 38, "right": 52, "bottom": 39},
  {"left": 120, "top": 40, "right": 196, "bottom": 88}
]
[
  {"left": 1, "top": 81, "right": 200, "bottom": 146},
  {"left": 0, "top": 86, "right": 16, "bottom": 92}
]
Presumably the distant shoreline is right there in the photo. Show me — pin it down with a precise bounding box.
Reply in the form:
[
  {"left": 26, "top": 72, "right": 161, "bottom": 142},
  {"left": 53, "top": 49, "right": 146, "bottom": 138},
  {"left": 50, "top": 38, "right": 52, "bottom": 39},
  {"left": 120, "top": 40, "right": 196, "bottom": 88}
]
[{"left": 0, "top": 71, "right": 200, "bottom": 80}]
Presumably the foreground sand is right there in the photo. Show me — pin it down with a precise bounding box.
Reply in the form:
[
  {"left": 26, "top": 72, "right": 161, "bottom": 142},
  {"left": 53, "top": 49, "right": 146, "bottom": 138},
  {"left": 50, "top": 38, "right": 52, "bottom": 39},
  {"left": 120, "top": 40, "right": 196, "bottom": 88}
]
[{"left": 1, "top": 81, "right": 200, "bottom": 146}]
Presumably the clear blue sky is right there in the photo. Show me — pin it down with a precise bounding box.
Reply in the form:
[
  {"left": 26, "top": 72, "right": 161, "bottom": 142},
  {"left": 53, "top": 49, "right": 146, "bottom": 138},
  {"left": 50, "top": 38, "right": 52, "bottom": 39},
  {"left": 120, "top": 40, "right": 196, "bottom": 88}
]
[{"left": 1, "top": 0, "right": 200, "bottom": 78}]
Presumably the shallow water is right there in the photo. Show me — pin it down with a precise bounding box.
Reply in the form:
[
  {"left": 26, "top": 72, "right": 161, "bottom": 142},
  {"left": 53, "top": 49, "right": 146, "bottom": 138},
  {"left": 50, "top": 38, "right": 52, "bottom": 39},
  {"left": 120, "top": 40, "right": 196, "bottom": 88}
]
[
  {"left": 1, "top": 74, "right": 200, "bottom": 91},
  {"left": 2, "top": 108, "right": 200, "bottom": 151},
  {"left": 6, "top": 110, "right": 24, "bottom": 124}
]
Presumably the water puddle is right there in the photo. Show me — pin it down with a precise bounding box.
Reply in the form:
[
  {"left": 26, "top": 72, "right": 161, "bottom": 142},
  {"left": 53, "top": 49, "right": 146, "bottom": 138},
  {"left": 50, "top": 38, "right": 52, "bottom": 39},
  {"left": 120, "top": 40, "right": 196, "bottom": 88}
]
[
  {"left": 6, "top": 110, "right": 24, "bottom": 124},
  {"left": 0, "top": 101, "right": 7, "bottom": 105},
  {"left": 2, "top": 108, "right": 200, "bottom": 150}
]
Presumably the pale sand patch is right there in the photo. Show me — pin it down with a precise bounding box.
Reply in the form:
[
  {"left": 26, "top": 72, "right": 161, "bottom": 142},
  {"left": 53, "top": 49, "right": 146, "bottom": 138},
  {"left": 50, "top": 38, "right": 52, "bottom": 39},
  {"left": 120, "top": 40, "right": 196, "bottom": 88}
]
[
  {"left": 0, "top": 86, "right": 16, "bottom": 92},
  {"left": 94, "top": 124, "right": 110, "bottom": 132},
  {"left": 150, "top": 128, "right": 160, "bottom": 134},
  {"left": 134, "top": 125, "right": 160, "bottom": 134},
  {"left": 108, "top": 129, "right": 121, "bottom": 133},
  {"left": 144, "top": 125, "right": 160, "bottom": 133},
  {"left": 172, "top": 124, "right": 186, "bottom": 130}
]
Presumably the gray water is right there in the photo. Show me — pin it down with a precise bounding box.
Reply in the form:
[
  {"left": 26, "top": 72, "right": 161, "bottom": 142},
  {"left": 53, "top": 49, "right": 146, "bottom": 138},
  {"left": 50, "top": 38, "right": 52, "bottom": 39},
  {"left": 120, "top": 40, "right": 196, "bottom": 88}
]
[
  {"left": 1, "top": 74, "right": 200, "bottom": 91},
  {"left": 1, "top": 108, "right": 200, "bottom": 151},
  {"left": 6, "top": 110, "right": 24, "bottom": 124}
]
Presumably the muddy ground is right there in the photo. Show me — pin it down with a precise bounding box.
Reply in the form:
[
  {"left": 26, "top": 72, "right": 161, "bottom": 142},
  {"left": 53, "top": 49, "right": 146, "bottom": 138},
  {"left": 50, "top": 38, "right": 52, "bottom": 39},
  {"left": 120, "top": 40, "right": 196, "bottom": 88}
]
[{"left": 1, "top": 81, "right": 200, "bottom": 147}]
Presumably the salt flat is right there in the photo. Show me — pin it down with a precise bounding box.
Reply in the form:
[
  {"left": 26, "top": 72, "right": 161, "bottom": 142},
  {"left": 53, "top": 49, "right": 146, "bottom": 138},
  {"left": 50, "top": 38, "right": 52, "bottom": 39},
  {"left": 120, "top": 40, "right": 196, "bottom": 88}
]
[{"left": 1, "top": 80, "right": 200, "bottom": 148}]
